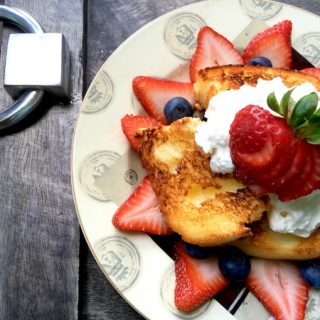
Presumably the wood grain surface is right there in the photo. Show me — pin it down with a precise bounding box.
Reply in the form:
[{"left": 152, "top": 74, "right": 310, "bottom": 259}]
[{"left": 0, "top": 0, "right": 83, "bottom": 319}]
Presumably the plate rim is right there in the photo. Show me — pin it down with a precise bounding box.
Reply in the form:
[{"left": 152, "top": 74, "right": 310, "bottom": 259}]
[{"left": 71, "top": 1, "right": 320, "bottom": 319}]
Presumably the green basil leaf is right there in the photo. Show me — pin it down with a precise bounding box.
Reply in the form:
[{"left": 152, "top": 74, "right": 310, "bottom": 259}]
[
  {"left": 287, "top": 97, "right": 296, "bottom": 117},
  {"left": 267, "top": 92, "right": 280, "bottom": 114},
  {"left": 309, "top": 107, "right": 320, "bottom": 122},
  {"left": 296, "top": 117, "right": 320, "bottom": 144},
  {"left": 279, "top": 89, "right": 294, "bottom": 120},
  {"left": 290, "top": 92, "right": 318, "bottom": 128},
  {"left": 303, "top": 133, "right": 320, "bottom": 144},
  {"left": 306, "top": 137, "right": 320, "bottom": 144}
]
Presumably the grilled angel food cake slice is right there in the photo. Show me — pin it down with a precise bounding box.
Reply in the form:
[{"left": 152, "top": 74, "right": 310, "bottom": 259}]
[
  {"left": 137, "top": 117, "right": 268, "bottom": 246},
  {"left": 194, "top": 65, "right": 320, "bottom": 110},
  {"left": 232, "top": 217, "right": 320, "bottom": 260}
]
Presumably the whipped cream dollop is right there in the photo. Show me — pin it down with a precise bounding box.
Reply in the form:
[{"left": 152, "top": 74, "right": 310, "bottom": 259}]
[
  {"left": 268, "top": 191, "right": 320, "bottom": 237},
  {"left": 195, "top": 77, "right": 320, "bottom": 237},
  {"left": 195, "top": 77, "right": 320, "bottom": 174}
]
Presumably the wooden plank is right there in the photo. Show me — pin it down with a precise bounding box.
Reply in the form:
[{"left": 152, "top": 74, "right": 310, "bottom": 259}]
[
  {"left": 0, "top": 0, "right": 83, "bottom": 318},
  {"left": 82, "top": 0, "right": 320, "bottom": 319},
  {"left": 281, "top": 0, "right": 320, "bottom": 13},
  {"left": 0, "top": 0, "right": 3, "bottom": 57}
]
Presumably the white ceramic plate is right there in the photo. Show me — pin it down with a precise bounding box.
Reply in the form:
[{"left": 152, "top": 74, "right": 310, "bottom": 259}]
[{"left": 72, "top": 1, "right": 320, "bottom": 319}]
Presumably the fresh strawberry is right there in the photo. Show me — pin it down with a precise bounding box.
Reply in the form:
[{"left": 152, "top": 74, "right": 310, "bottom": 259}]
[
  {"left": 301, "top": 68, "right": 320, "bottom": 78},
  {"left": 112, "top": 176, "right": 173, "bottom": 235},
  {"left": 246, "top": 258, "right": 309, "bottom": 320},
  {"left": 230, "top": 104, "right": 320, "bottom": 201},
  {"left": 230, "top": 104, "right": 276, "bottom": 168},
  {"left": 230, "top": 105, "right": 295, "bottom": 185},
  {"left": 265, "top": 139, "right": 307, "bottom": 191},
  {"left": 121, "top": 114, "right": 161, "bottom": 151},
  {"left": 250, "top": 20, "right": 292, "bottom": 43},
  {"left": 278, "top": 143, "right": 320, "bottom": 201},
  {"left": 243, "top": 20, "right": 292, "bottom": 69},
  {"left": 173, "top": 241, "right": 229, "bottom": 312},
  {"left": 132, "top": 76, "right": 194, "bottom": 124},
  {"left": 189, "top": 26, "right": 243, "bottom": 83},
  {"left": 252, "top": 115, "right": 297, "bottom": 185}
]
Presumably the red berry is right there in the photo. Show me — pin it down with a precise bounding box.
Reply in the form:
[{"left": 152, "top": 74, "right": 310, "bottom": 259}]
[
  {"left": 190, "top": 26, "right": 243, "bottom": 83},
  {"left": 230, "top": 105, "right": 295, "bottom": 186},
  {"left": 132, "top": 76, "right": 194, "bottom": 124},
  {"left": 173, "top": 241, "right": 229, "bottom": 312},
  {"left": 230, "top": 105, "right": 320, "bottom": 200},
  {"left": 246, "top": 258, "right": 309, "bottom": 320},
  {"left": 277, "top": 143, "right": 320, "bottom": 201},
  {"left": 267, "top": 139, "right": 308, "bottom": 191},
  {"left": 250, "top": 116, "right": 296, "bottom": 187},
  {"left": 243, "top": 20, "right": 292, "bottom": 69},
  {"left": 121, "top": 114, "right": 161, "bottom": 150},
  {"left": 112, "top": 176, "right": 173, "bottom": 235},
  {"left": 230, "top": 105, "right": 269, "bottom": 154}
]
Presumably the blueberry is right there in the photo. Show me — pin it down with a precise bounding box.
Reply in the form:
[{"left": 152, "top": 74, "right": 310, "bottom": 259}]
[
  {"left": 247, "top": 56, "right": 273, "bottom": 67},
  {"left": 164, "top": 97, "right": 193, "bottom": 124},
  {"left": 218, "top": 247, "right": 251, "bottom": 283},
  {"left": 184, "top": 242, "right": 213, "bottom": 259},
  {"left": 300, "top": 260, "right": 320, "bottom": 288}
]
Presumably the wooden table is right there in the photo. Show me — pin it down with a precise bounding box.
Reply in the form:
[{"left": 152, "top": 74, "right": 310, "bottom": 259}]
[{"left": 0, "top": 0, "right": 319, "bottom": 319}]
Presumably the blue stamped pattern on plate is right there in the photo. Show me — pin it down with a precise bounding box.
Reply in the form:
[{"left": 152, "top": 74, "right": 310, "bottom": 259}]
[
  {"left": 95, "top": 236, "right": 141, "bottom": 291},
  {"left": 239, "top": 0, "right": 282, "bottom": 20},
  {"left": 294, "top": 33, "right": 320, "bottom": 67},
  {"left": 82, "top": 70, "right": 114, "bottom": 113},
  {"left": 164, "top": 12, "right": 206, "bottom": 60},
  {"left": 79, "top": 150, "right": 120, "bottom": 201}
]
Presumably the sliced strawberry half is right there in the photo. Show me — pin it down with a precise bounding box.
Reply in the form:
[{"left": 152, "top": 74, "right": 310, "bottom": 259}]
[
  {"left": 112, "top": 176, "right": 173, "bottom": 235},
  {"left": 132, "top": 76, "right": 194, "bottom": 124},
  {"left": 230, "top": 105, "right": 275, "bottom": 171},
  {"left": 301, "top": 68, "right": 320, "bottom": 78},
  {"left": 189, "top": 26, "right": 243, "bottom": 83},
  {"left": 173, "top": 241, "right": 229, "bottom": 312},
  {"left": 250, "top": 117, "right": 297, "bottom": 187},
  {"left": 278, "top": 143, "right": 320, "bottom": 201},
  {"left": 266, "top": 139, "right": 306, "bottom": 190},
  {"left": 229, "top": 105, "right": 320, "bottom": 200},
  {"left": 230, "top": 105, "right": 295, "bottom": 186},
  {"left": 246, "top": 258, "right": 309, "bottom": 320},
  {"left": 243, "top": 20, "right": 292, "bottom": 69},
  {"left": 121, "top": 114, "right": 161, "bottom": 151},
  {"left": 250, "top": 20, "right": 292, "bottom": 43}
]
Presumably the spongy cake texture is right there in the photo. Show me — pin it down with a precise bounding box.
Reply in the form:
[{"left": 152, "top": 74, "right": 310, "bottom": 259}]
[{"left": 137, "top": 117, "right": 267, "bottom": 246}]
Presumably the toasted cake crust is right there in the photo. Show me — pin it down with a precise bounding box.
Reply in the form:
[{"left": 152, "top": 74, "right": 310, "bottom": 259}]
[
  {"left": 194, "top": 65, "right": 320, "bottom": 110},
  {"left": 232, "top": 217, "right": 320, "bottom": 260},
  {"left": 137, "top": 117, "right": 267, "bottom": 246}
]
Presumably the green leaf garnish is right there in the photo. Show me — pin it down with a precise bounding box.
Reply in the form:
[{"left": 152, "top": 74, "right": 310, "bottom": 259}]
[
  {"left": 267, "top": 89, "right": 320, "bottom": 144},
  {"left": 290, "top": 92, "right": 318, "bottom": 128},
  {"left": 267, "top": 92, "right": 280, "bottom": 114},
  {"left": 309, "top": 107, "right": 320, "bottom": 122},
  {"left": 296, "top": 118, "right": 320, "bottom": 144},
  {"left": 279, "top": 89, "right": 294, "bottom": 120}
]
